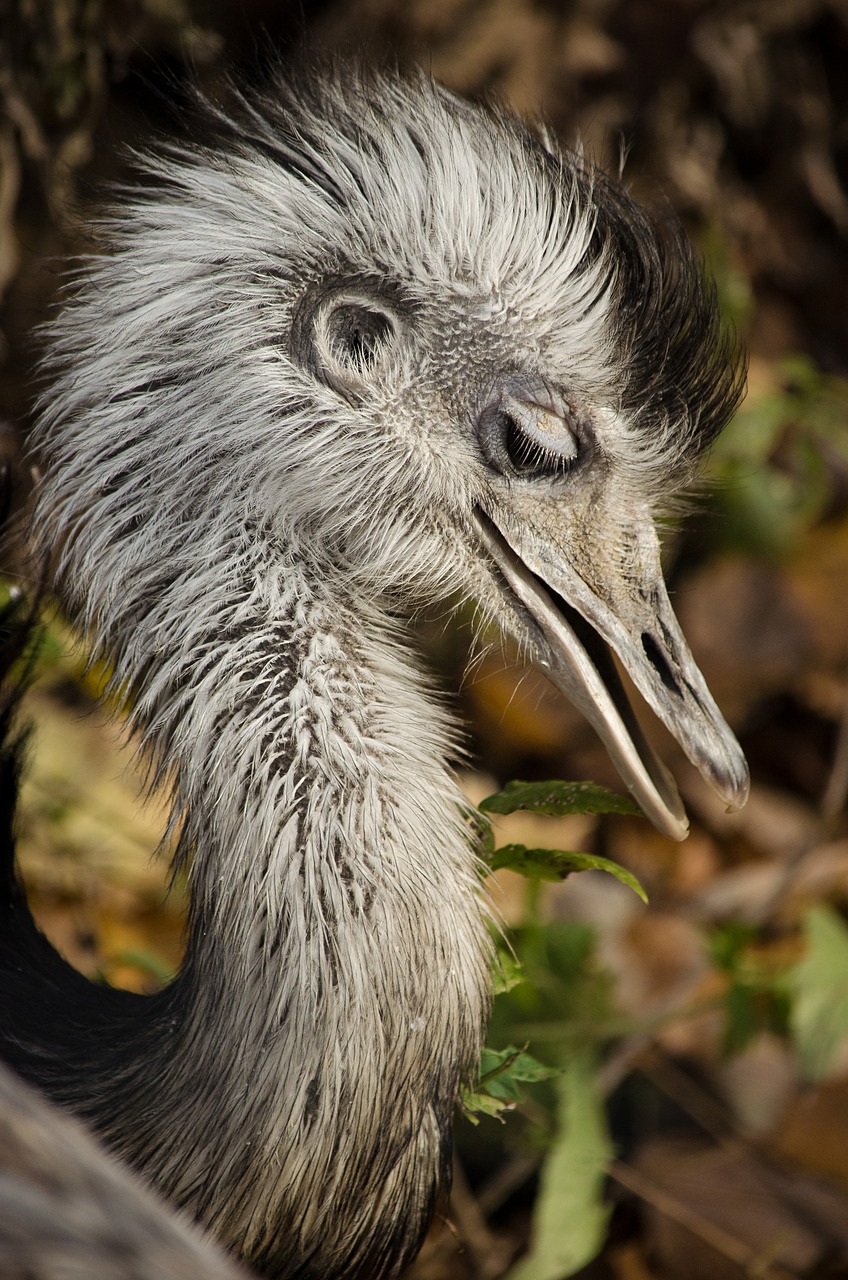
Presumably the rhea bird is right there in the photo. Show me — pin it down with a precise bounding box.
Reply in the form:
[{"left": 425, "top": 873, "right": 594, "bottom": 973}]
[{"left": 0, "top": 63, "right": 748, "bottom": 1280}]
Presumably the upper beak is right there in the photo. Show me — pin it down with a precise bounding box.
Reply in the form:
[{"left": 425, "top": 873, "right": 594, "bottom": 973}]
[{"left": 473, "top": 487, "right": 749, "bottom": 842}]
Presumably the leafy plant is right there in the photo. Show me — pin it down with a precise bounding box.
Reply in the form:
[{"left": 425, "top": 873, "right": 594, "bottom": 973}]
[
  {"left": 464, "top": 1046, "right": 559, "bottom": 1124},
  {"left": 708, "top": 921, "right": 791, "bottom": 1056},
  {"left": 706, "top": 356, "right": 848, "bottom": 557},
  {"left": 464, "top": 778, "right": 647, "bottom": 1275},
  {"left": 465, "top": 779, "right": 848, "bottom": 1279},
  {"left": 507, "top": 1053, "right": 612, "bottom": 1280}
]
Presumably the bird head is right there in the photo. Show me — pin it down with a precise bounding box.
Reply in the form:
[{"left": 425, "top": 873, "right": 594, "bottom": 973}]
[{"left": 34, "top": 64, "right": 748, "bottom": 840}]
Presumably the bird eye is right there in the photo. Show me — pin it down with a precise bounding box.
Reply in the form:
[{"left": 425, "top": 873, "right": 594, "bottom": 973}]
[
  {"left": 479, "top": 392, "right": 580, "bottom": 479},
  {"left": 315, "top": 299, "right": 396, "bottom": 384}
]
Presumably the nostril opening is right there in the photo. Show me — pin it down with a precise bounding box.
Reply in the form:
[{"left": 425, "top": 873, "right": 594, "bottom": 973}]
[{"left": 641, "top": 632, "right": 680, "bottom": 696}]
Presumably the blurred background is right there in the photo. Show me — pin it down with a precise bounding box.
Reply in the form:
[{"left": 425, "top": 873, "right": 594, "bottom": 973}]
[{"left": 2, "top": 2, "right": 848, "bottom": 1278}]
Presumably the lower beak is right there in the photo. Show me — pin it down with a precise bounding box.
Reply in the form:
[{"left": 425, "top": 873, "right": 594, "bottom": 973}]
[{"left": 474, "top": 507, "right": 749, "bottom": 842}]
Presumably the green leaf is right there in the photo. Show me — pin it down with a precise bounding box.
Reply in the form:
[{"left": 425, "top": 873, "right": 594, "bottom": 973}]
[
  {"left": 488, "top": 845, "right": 647, "bottom": 903},
  {"left": 461, "top": 1091, "right": 512, "bottom": 1124},
  {"left": 493, "top": 949, "right": 525, "bottom": 995},
  {"left": 708, "top": 922, "right": 759, "bottom": 973},
  {"left": 462, "top": 1045, "right": 558, "bottom": 1123},
  {"left": 723, "top": 980, "right": 762, "bottom": 1057},
  {"left": 791, "top": 906, "right": 848, "bottom": 1082},
  {"left": 479, "top": 1045, "right": 558, "bottom": 1091},
  {"left": 480, "top": 779, "right": 640, "bottom": 818},
  {"left": 506, "top": 1052, "right": 612, "bottom": 1280},
  {"left": 464, "top": 803, "right": 496, "bottom": 859}
]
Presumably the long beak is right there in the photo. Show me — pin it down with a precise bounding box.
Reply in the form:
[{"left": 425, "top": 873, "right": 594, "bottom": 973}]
[{"left": 473, "top": 500, "right": 749, "bottom": 842}]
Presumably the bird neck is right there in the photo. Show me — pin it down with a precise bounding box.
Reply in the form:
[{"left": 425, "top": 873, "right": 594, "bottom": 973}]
[{"left": 90, "top": 531, "right": 492, "bottom": 1278}]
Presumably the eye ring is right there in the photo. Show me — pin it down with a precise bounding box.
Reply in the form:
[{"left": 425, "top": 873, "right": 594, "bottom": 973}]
[
  {"left": 290, "top": 275, "right": 409, "bottom": 397},
  {"left": 478, "top": 390, "right": 581, "bottom": 479}
]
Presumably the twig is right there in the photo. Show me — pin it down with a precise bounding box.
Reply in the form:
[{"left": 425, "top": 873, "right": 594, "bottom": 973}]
[
  {"left": 610, "top": 1159, "right": 796, "bottom": 1280},
  {"left": 449, "top": 1155, "right": 513, "bottom": 1280},
  {"left": 639, "top": 1051, "right": 735, "bottom": 1144}
]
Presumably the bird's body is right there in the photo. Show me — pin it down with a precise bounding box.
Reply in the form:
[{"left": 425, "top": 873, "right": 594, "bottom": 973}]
[
  {"left": 0, "top": 65, "right": 747, "bottom": 1279},
  {"left": 0, "top": 1059, "right": 246, "bottom": 1280}
]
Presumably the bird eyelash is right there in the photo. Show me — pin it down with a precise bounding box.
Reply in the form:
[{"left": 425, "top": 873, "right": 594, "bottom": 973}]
[{"left": 502, "top": 416, "right": 577, "bottom": 478}]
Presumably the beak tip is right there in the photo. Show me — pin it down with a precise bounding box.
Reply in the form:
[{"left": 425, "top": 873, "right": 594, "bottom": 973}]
[
  {"left": 717, "top": 756, "right": 751, "bottom": 815},
  {"left": 661, "top": 809, "right": 690, "bottom": 843},
  {"left": 724, "top": 780, "right": 750, "bottom": 815},
  {"left": 634, "top": 768, "right": 690, "bottom": 843},
  {"left": 694, "top": 752, "right": 749, "bottom": 816}
]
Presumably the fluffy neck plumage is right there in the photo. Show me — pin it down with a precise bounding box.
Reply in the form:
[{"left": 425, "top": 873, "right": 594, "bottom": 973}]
[{"left": 45, "top": 521, "right": 492, "bottom": 1280}]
